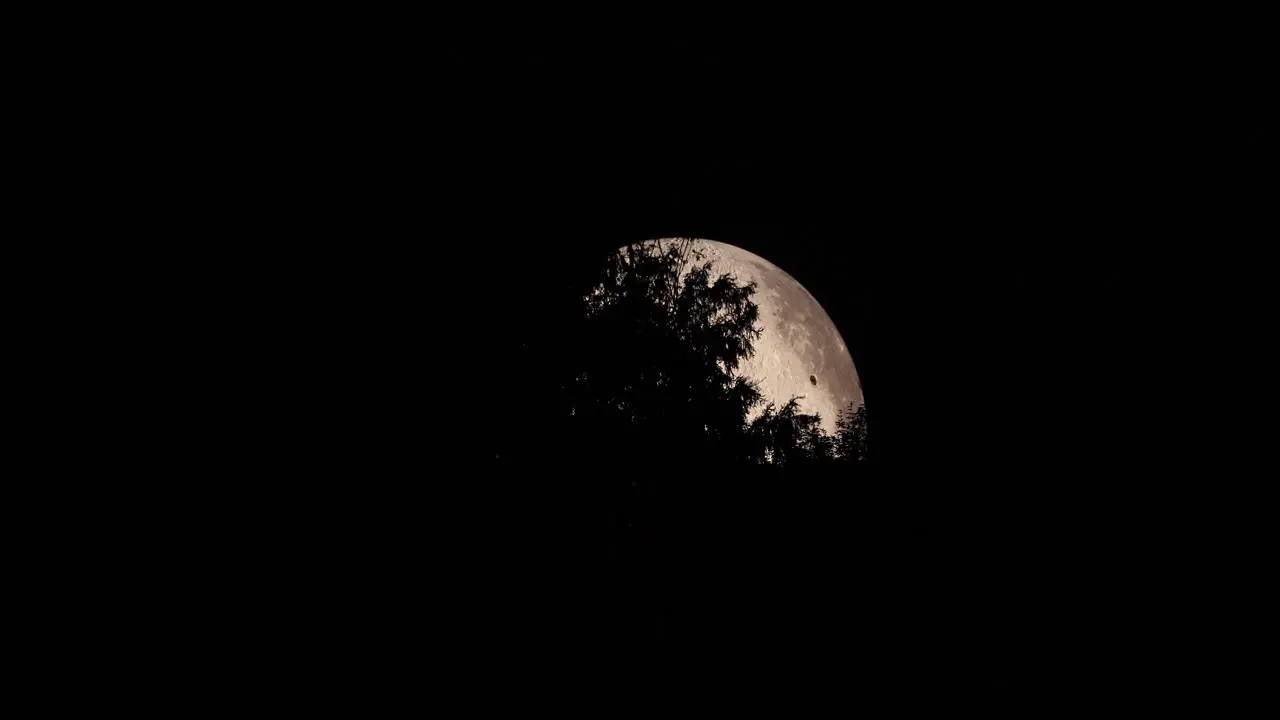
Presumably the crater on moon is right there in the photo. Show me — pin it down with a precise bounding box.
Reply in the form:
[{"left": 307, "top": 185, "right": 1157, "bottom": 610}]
[{"left": 635, "top": 238, "right": 864, "bottom": 434}]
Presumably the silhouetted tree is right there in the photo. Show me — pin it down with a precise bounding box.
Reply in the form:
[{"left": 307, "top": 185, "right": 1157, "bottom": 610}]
[
  {"left": 834, "top": 402, "right": 869, "bottom": 463},
  {"left": 564, "top": 241, "right": 765, "bottom": 468},
  {"left": 747, "top": 398, "right": 831, "bottom": 467}
]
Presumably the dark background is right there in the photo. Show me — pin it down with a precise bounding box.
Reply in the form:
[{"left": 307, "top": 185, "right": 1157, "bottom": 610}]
[{"left": 199, "top": 29, "right": 1267, "bottom": 708}]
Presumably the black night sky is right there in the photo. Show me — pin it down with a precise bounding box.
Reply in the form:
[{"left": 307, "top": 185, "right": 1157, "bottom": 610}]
[{"left": 212, "top": 29, "right": 1264, "bottom": 709}]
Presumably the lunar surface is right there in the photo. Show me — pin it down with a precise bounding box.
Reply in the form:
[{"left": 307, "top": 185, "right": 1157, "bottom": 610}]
[{"left": 637, "top": 238, "right": 864, "bottom": 434}]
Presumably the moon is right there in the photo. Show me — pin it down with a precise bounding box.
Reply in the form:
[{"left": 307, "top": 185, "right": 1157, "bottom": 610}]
[{"left": 639, "top": 238, "right": 864, "bottom": 434}]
